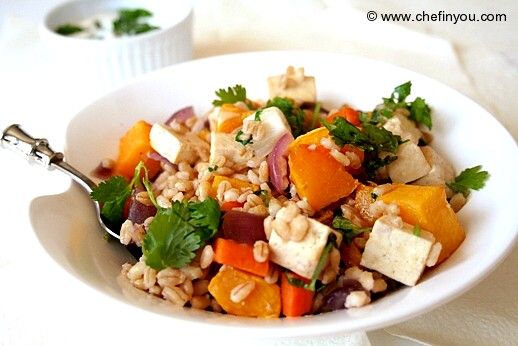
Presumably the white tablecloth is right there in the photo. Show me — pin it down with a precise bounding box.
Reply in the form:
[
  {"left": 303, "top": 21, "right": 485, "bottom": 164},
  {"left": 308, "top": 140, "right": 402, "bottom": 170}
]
[{"left": 0, "top": 1, "right": 516, "bottom": 345}]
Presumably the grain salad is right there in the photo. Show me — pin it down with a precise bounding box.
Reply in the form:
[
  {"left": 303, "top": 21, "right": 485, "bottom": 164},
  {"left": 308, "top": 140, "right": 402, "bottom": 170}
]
[{"left": 90, "top": 66, "right": 489, "bottom": 318}]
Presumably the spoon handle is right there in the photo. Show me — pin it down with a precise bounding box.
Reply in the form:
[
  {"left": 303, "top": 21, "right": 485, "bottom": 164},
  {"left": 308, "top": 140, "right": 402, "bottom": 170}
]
[{"left": 1, "top": 124, "right": 97, "bottom": 192}]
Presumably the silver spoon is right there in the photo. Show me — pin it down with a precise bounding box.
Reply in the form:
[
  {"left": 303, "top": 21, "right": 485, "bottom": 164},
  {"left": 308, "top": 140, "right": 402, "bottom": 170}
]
[{"left": 1, "top": 124, "right": 121, "bottom": 240}]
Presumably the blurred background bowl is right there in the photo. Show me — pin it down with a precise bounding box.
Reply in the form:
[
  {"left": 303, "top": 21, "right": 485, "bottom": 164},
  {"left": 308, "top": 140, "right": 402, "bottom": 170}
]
[{"left": 40, "top": 0, "right": 193, "bottom": 90}]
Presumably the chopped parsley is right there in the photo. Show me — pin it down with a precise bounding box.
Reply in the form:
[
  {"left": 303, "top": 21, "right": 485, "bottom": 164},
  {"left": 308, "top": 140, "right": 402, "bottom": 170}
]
[
  {"left": 412, "top": 224, "right": 422, "bottom": 237},
  {"left": 254, "top": 109, "right": 263, "bottom": 121},
  {"left": 235, "top": 130, "right": 253, "bottom": 145},
  {"left": 447, "top": 165, "right": 490, "bottom": 197},
  {"left": 212, "top": 85, "right": 248, "bottom": 107},
  {"left": 332, "top": 216, "right": 372, "bottom": 244},
  {"left": 360, "top": 81, "right": 432, "bottom": 129},
  {"left": 208, "top": 165, "right": 218, "bottom": 172},
  {"left": 254, "top": 189, "right": 270, "bottom": 206},
  {"left": 90, "top": 161, "right": 155, "bottom": 224},
  {"left": 142, "top": 198, "right": 221, "bottom": 270},
  {"left": 265, "top": 97, "right": 306, "bottom": 137},
  {"left": 55, "top": 24, "right": 84, "bottom": 36},
  {"left": 113, "top": 8, "right": 159, "bottom": 36},
  {"left": 322, "top": 116, "right": 405, "bottom": 177}
]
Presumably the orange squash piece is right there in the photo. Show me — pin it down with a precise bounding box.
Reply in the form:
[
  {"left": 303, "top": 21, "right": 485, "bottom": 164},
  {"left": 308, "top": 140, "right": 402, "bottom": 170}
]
[
  {"left": 208, "top": 267, "right": 281, "bottom": 318},
  {"left": 281, "top": 272, "right": 314, "bottom": 317},
  {"left": 288, "top": 144, "right": 358, "bottom": 211},
  {"left": 113, "top": 120, "right": 161, "bottom": 180},
  {"left": 209, "top": 175, "right": 259, "bottom": 198},
  {"left": 289, "top": 127, "right": 329, "bottom": 147},
  {"left": 216, "top": 104, "right": 252, "bottom": 133},
  {"left": 380, "top": 185, "right": 465, "bottom": 263},
  {"left": 213, "top": 238, "right": 270, "bottom": 277}
]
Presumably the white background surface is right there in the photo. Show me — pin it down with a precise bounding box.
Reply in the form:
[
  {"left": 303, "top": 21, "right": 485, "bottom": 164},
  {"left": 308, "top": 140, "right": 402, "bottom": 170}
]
[{"left": 0, "top": 1, "right": 517, "bottom": 345}]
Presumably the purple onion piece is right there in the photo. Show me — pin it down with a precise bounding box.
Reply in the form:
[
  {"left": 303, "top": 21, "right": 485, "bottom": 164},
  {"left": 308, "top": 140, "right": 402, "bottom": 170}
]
[
  {"left": 222, "top": 210, "right": 267, "bottom": 244},
  {"left": 267, "top": 133, "right": 294, "bottom": 193},
  {"left": 127, "top": 189, "right": 157, "bottom": 224},
  {"left": 165, "top": 106, "right": 195, "bottom": 125},
  {"left": 147, "top": 152, "right": 173, "bottom": 168},
  {"left": 320, "top": 279, "right": 364, "bottom": 312}
]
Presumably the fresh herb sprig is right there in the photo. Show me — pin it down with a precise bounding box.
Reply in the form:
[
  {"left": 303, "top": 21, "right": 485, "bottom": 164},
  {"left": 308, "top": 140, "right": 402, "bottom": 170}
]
[
  {"left": 332, "top": 216, "right": 372, "bottom": 244},
  {"left": 55, "top": 23, "right": 84, "bottom": 36},
  {"left": 213, "top": 85, "right": 248, "bottom": 107},
  {"left": 90, "top": 161, "right": 155, "bottom": 224},
  {"left": 360, "top": 81, "right": 432, "bottom": 129},
  {"left": 142, "top": 198, "right": 221, "bottom": 270},
  {"left": 447, "top": 165, "right": 490, "bottom": 197},
  {"left": 113, "top": 8, "right": 159, "bottom": 36},
  {"left": 412, "top": 224, "right": 422, "bottom": 237}
]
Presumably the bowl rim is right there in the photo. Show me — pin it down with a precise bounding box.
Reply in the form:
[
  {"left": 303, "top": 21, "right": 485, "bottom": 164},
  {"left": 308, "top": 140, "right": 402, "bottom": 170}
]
[
  {"left": 58, "top": 50, "right": 518, "bottom": 336},
  {"left": 41, "top": 0, "right": 193, "bottom": 44}
]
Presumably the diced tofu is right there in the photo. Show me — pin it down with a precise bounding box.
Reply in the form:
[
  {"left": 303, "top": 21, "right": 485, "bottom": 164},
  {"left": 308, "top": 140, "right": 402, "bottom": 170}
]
[
  {"left": 413, "top": 146, "right": 455, "bottom": 186},
  {"left": 269, "top": 218, "right": 334, "bottom": 279},
  {"left": 209, "top": 132, "right": 251, "bottom": 168},
  {"left": 246, "top": 107, "right": 291, "bottom": 159},
  {"left": 209, "top": 107, "right": 291, "bottom": 168},
  {"left": 382, "top": 114, "right": 422, "bottom": 144},
  {"left": 388, "top": 142, "right": 431, "bottom": 183},
  {"left": 360, "top": 215, "right": 438, "bottom": 286},
  {"left": 149, "top": 123, "right": 209, "bottom": 164},
  {"left": 268, "top": 66, "right": 316, "bottom": 103}
]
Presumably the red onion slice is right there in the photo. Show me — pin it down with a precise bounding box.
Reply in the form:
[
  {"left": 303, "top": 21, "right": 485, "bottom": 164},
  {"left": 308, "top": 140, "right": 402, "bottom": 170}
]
[
  {"left": 222, "top": 210, "right": 267, "bottom": 244},
  {"left": 147, "top": 152, "right": 172, "bottom": 167},
  {"left": 267, "top": 133, "right": 294, "bottom": 193},
  {"left": 165, "top": 106, "right": 195, "bottom": 125}
]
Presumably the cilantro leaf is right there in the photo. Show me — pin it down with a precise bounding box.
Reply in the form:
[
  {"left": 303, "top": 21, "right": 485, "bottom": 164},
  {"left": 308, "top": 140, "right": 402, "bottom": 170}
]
[
  {"left": 213, "top": 85, "right": 247, "bottom": 106},
  {"left": 143, "top": 198, "right": 221, "bottom": 270},
  {"left": 332, "top": 216, "right": 371, "bottom": 244},
  {"left": 254, "top": 109, "right": 263, "bottom": 121},
  {"left": 55, "top": 23, "right": 84, "bottom": 36},
  {"left": 90, "top": 176, "right": 131, "bottom": 224},
  {"left": 412, "top": 224, "right": 422, "bottom": 237},
  {"left": 113, "top": 8, "right": 159, "bottom": 36},
  {"left": 266, "top": 97, "right": 305, "bottom": 137},
  {"left": 447, "top": 165, "right": 490, "bottom": 196},
  {"left": 392, "top": 81, "right": 412, "bottom": 102},
  {"left": 410, "top": 97, "right": 432, "bottom": 129},
  {"left": 235, "top": 130, "right": 253, "bottom": 145},
  {"left": 90, "top": 161, "right": 157, "bottom": 225}
]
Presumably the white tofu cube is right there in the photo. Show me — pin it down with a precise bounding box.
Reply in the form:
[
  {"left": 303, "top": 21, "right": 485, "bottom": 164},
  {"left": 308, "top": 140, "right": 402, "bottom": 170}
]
[
  {"left": 269, "top": 218, "right": 334, "bottom": 279},
  {"left": 267, "top": 66, "right": 316, "bottom": 103},
  {"left": 413, "top": 146, "right": 455, "bottom": 186},
  {"left": 383, "top": 114, "right": 422, "bottom": 145},
  {"left": 209, "top": 132, "right": 251, "bottom": 169},
  {"left": 388, "top": 142, "right": 431, "bottom": 183},
  {"left": 149, "top": 124, "right": 209, "bottom": 164},
  {"left": 360, "top": 215, "right": 437, "bottom": 286},
  {"left": 246, "top": 107, "right": 291, "bottom": 159}
]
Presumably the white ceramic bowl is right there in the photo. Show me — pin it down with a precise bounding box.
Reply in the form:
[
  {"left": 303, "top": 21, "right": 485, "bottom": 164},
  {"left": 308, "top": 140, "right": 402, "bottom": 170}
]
[
  {"left": 40, "top": 0, "right": 193, "bottom": 89},
  {"left": 29, "top": 51, "right": 518, "bottom": 338}
]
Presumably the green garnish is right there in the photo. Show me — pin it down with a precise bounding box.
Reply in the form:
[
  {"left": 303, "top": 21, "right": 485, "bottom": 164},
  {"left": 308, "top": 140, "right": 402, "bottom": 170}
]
[
  {"left": 447, "top": 165, "right": 490, "bottom": 197},
  {"left": 370, "top": 192, "right": 378, "bottom": 200},
  {"left": 332, "top": 216, "right": 372, "bottom": 244},
  {"left": 212, "top": 85, "right": 248, "bottom": 107},
  {"left": 55, "top": 23, "right": 84, "bottom": 36},
  {"left": 142, "top": 198, "right": 221, "bottom": 270},
  {"left": 90, "top": 161, "right": 155, "bottom": 224},
  {"left": 208, "top": 165, "right": 218, "bottom": 172},
  {"left": 360, "top": 81, "right": 432, "bottom": 129},
  {"left": 310, "top": 102, "right": 322, "bottom": 130},
  {"left": 94, "top": 19, "right": 102, "bottom": 29},
  {"left": 254, "top": 109, "right": 263, "bottom": 121},
  {"left": 235, "top": 130, "right": 253, "bottom": 145},
  {"left": 254, "top": 189, "right": 270, "bottom": 206},
  {"left": 322, "top": 117, "right": 405, "bottom": 177},
  {"left": 265, "top": 97, "right": 306, "bottom": 137},
  {"left": 412, "top": 224, "right": 422, "bottom": 237},
  {"left": 113, "top": 8, "right": 159, "bottom": 36}
]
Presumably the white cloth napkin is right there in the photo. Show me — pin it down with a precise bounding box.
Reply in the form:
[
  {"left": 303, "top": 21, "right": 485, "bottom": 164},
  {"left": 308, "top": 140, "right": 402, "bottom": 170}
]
[{"left": 1, "top": 1, "right": 516, "bottom": 345}]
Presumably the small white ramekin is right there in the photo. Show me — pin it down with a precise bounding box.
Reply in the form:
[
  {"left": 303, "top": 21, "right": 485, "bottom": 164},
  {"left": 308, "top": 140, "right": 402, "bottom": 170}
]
[{"left": 40, "top": 0, "right": 193, "bottom": 89}]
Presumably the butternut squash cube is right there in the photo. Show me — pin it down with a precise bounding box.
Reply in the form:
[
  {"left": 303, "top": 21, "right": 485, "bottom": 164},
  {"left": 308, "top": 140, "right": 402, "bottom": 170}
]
[
  {"left": 208, "top": 267, "right": 281, "bottom": 318},
  {"left": 380, "top": 185, "right": 464, "bottom": 263}
]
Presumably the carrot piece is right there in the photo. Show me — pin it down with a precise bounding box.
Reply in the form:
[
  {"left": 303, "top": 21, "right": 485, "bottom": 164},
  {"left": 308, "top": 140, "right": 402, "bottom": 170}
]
[
  {"left": 113, "top": 120, "right": 161, "bottom": 180},
  {"left": 221, "top": 201, "right": 244, "bottom": 212},
  {"left": 213, "top": 238, "right": 269, "bottom": 277},
  {"left": 327, "top": 106, "right": 361, "bottom": 126},
  {"left": 281, "top": 272, "right": 314, "bottom": 317}
]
